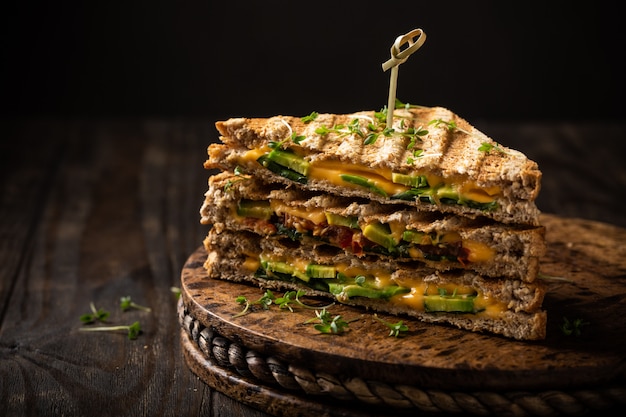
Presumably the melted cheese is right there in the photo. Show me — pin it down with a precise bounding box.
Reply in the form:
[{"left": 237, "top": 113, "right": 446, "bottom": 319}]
[
  {"left": 391, "top": 279, "right": 508, "bottom": 316},
  {"left": 241, "top": 147, "right": 268, "bottom": 163},
  {"left": 255, "top": 252, "right": 508, "bottom": 318},
  {"left": 459, "top": 182, "right": 500, "bottom": 203},
  {"left": 235, "top": 198, "right": 495, "bottom": 264},
  {"left": 243, "top": 256, "right": 261, "bottom": 272},
  {"left": 308, "top": 163, "right": 408, "bottom": 196},
  {"left": 239, "top": 148, "right": 502, "bottom": 203},
  {"left": 463, "top": 240, "right": 495, "bottom": 263},
  {"left": 270, "top": 199, "right": 327, "bottom": 224}
]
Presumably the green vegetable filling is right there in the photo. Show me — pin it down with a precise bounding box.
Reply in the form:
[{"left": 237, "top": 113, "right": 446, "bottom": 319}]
[
  {"left": 255, "top": 149, "right": 497, "bottom": 211},
  {"left": 255, "top": 259, "right": 482, "bottom": 313}
]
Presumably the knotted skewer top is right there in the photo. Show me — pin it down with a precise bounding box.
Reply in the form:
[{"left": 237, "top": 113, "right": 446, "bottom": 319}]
[{"left": 382, "top": 28, "right": 426, "bottom": 126}]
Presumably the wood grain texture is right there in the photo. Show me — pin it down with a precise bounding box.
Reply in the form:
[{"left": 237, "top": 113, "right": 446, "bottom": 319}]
[
  {"left": 1, "top": 120, "right": 625, "bottom": 417},
  {"left": 179, "top": 213, "right": 626, "bottom": 387}
]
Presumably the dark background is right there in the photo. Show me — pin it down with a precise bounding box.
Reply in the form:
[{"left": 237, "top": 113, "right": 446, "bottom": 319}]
[{"left": 2, "top": 1, "right": 624, "bottom": 122}]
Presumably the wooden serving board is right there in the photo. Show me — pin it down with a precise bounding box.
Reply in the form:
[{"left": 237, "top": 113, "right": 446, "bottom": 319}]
[{"left": 179, "top": 214, "right": 626, "bottom": 416}]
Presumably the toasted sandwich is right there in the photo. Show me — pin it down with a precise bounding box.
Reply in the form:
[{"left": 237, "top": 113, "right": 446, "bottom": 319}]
[
  {"left": 201, "top": 171, "right": 546, "bottom": 282},
  {"left": 198, "top": 105, "right": 547, "bottom": 340},
  {"left": 202, "top": 227, "right": 548, "bottom": 341},
  {"left": 205, "top": 106, "right": 542, "bottom": 226}
]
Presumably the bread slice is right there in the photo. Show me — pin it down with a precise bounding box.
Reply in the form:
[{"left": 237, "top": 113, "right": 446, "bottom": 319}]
[
  {"left": 201, "top": 171, "right": 546, "bottom": 282},
  {"left": 203, "top": 228, "right": 547, "bottom": 341},
  {"left": 206, "top": 106, "right": 542, "bottom": 225}
]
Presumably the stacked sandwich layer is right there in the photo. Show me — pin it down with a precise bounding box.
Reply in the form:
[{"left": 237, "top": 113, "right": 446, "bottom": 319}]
[{"left": 200, "top": 106, "right": 547, "bottom": 340}]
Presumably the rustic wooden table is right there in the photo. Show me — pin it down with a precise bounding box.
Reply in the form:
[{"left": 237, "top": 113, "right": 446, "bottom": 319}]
[{"left": 1, "top": 118, "right": 625, "bottom": 417}]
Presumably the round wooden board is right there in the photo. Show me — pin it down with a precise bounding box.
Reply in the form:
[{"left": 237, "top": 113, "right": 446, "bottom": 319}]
[{"left": 179, "top": 214, "right": 626, "bottom": 414}]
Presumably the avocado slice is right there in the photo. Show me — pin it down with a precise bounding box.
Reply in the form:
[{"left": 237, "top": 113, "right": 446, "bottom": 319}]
[
  {"left": 236, "top": 200, "right": 273, "bottom": 220},
  {"left": 434, "top": 184, "right": 459, "bottom": 201},
  {"left": 266, "top": 148, "right": 310, "bottom": 175},
  {"left": 424, "top": 295, "right": 475, "bottom": 313},
  {"left": 306, "top": 264, "right": 336, "bottom": 279},
  {"left": 325, "top": 212, "right": 360, "bottom": 229},
  {"left": 402, "top": 229, "right": 427, "bottom": 244},
  {"left": 257, "top": 155, "right": 307, "bottom": 184},
  {"left": 340, "top": 174, "right": 388, "bottom": 197},
  {"left": 339, "top": 284, "right": 410, "bottom": 300},
  {"left": 262, "top": 260, "right": 310, "bottom": 282},
  {"left": 391, "top": 172, "right": 429, "bottom": 188},
  {"left": 362, "top": 222, "right": 397, "bottom": 251}
]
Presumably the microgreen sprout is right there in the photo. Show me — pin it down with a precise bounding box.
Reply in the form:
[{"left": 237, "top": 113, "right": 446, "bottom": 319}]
[
  {"left": 404, "top": 125, "right": 428, "bottom": 164},
  {"left": 373, "top": 314, "right": 409, "bottom": 338},
  {"left": 428, "top": 118, "right": 472, "bottom": 136},
  {"left": 314, "top": 105, "right": 425, "bottom": 147},
  {"left": 301, "top": 111, "right": 318, "bottom": 124},
  {"left": 80, "top": 302, "right": 110, "bottom": 324},
  {"left": 233, "top": 296, "right": 250, "bottom": 318},
  {"left": 274, "top": 290, "right": 334, "bottom": 312},
  {"left": 233, "top": 290, "right": 276, "bottom": 318},
  {"left": 170, "top": 286, "right": 181, "bottom": 300},
  {"left": 79, "top": 321, "right": 142, "bottom": 340},
  {"left": 120, "top": 296, "right": 151, "bottom": 312},
  {"left": 305, "top": 308, "right": 351, "bottom": 334},
  {"left": 560, "top": 316, "right": 589, "bottom": 337},
  {"left": 478, "top": 142, "right": 506, "bottom": 154},
  {"left": 224, "top": 166, "right": 247, "bottom": 192},
  {"left": 394, "top": 99, "right": 429, "bottom": 110},
  {"left": 291, "top": 131, "right": 306, "bottom": 144}
]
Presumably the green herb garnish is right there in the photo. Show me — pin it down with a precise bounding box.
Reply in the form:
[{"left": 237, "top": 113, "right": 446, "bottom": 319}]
[
  {"left": 274, "top": 290, "right": 334, "bottom": 312},
  {"left": 79, "top": 321, "right": 142, "bottom": 340},
  {"left": 305, "top": 308, "right": 351, "bottom": 334},
  {"left": 478, "top": 142, "right": 506, "bottom": 154},
  {"left": 120, "top": 296, "right": 151, "bottom": 312},
  {"left": 301, "top": 111, "right": 318, "bottom": 124},
  {"left": 560, "top": 316, "right": 589, "bottom": 337},
  {"left": 373, "top": 314, "right": 409, "bottom": 338},
  {"left": 233, "top": 290, "right": 276, "bottom": 318},
  {"left": 428, "top": 118, "right": 473, "bottom": 136},
  {"left": 170, "top": 286, "right": 181, "bottom": 300},
  {"left": 79, "top": 302, "right": 110, "bottom": 324},
  {"left": 224, "top": 166, "right": 247, "bottom": 192}
]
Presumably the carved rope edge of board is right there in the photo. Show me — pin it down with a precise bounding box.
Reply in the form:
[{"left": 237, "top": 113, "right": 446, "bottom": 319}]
[{"left": 177, "top": 298, "right": 626, "bottom": 415}]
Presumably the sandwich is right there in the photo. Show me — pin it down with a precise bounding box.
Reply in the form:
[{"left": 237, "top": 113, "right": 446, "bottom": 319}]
[
  {"left": 201, "top": 171, "right": 546, "bottom": 282},
  {"left": 204, "top": 106, "right": 542, "bottom": 226},
  {"left": 202, "top": 227, "right": 547, "bottom": 341},
  {"left": 199, "top": 104, "right": 547, "bottom": 340}
]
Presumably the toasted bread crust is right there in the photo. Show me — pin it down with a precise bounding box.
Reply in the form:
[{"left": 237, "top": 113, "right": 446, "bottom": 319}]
[{"left": 213, "top": 107, "right": 542, "bottom": 200}]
